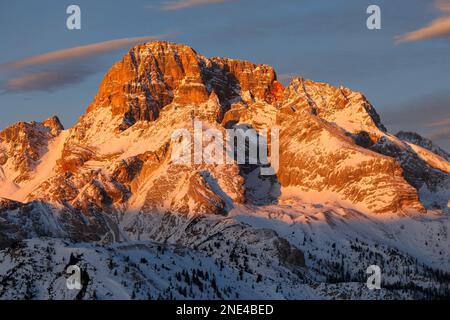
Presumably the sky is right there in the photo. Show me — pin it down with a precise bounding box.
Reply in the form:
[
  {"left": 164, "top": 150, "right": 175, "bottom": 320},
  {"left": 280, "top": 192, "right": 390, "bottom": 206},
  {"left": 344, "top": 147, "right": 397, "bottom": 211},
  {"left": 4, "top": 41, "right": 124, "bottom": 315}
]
[{"left": 0, "top": 0, "right": 449, "bottom": 150}]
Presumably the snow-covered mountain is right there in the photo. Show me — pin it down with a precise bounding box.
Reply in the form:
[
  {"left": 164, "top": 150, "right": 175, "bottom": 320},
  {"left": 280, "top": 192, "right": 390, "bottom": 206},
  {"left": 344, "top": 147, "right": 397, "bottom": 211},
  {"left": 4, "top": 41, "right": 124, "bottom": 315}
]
[{"left": 0, "top": 41, "right": 449, "bottom": 299}]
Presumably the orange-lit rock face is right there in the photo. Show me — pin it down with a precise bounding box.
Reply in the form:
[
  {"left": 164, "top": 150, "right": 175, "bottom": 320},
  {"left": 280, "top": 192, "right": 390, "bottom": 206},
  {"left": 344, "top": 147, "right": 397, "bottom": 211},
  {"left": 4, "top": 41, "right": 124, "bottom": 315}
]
[
  {"left": 0, "top": 116, "right": 63, "bottom": 183},
  {"left": 86, "top": 42, "right": 202, "bottom": 123},
  {"left": 209, "top": 57, "right": 277, "bottom": 102},
  {"left": 276, "top": 110, "right": 425, "bottom": 214},
  {"left": 268, "top": 81, "right": 285, "bottom": 103},
  {"left": 86, "top": 41, "right": 279, "bottom": 130}
]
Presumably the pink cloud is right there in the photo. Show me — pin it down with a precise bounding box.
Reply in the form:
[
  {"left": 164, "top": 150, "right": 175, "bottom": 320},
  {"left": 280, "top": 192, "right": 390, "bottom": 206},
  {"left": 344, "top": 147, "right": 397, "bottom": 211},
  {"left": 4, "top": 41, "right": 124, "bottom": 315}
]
[
  {"left": 160, "top": 0, "right": 231, "bottom": 11},
  {"left": 427, "top": 117, "right": 450, "bottom": 127},
  {"left": 396, "top": 0, "right": 450, "bottom": 43},
  {"left": 3, "top": 35, "right": 162, "bottom": 70},
  {"left": 396, "top": 17, "right": 450, "bottom": 43},
  {"left": 436, "top": 0, "right": 450, "bottom": 13},
  {"left": 429, "top": 127, "right": 450, "bottom": 141},
  {"left": 0, "top": 35, "right": 165, "bottom": 93}
]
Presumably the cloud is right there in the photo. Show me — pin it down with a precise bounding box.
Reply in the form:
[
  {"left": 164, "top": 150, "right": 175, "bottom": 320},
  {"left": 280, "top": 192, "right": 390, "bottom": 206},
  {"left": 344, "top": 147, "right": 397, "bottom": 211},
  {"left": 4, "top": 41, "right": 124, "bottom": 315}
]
[
  {"left": 396, "top": 17, "right": 450, "bottom": 43},
  {"left": 1, "top": 36, "right": 161, "bottom": 70},
  {"left": 436, "top": 0, "right": 450, "bottom": 13},
  {"left": 382, "top": 90, "right": 450, "bottom": 127},
  {"left": 0, "top": 35, "right": 163, "bottom": 93},
  {"left": 396, "top": 0, "right": 450, "bottom": 42},
  {"left": 429, "top": 127, "right": 450, "bottom": 141},
  {"left": 427, "top": 117, "right": 450, "bottom": 127},
  {"left": 5, "top": 71, "right": 75, "bottom": 92},
  {"left": 2, "top": 66, "right": 94, "bottom": 93},
  {"left": 381, "top": 89, "right": 450, "bottom": 151},
  {"left": 158, "top": 0, "right": 231, "bottom": 11}
]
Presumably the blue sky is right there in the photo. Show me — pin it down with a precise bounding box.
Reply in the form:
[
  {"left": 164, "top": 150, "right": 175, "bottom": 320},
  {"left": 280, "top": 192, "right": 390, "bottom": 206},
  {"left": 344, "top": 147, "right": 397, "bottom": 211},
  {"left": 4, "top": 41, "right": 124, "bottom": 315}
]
[{"left": 1, "top": 0, "right": 449, "bottom": 150}]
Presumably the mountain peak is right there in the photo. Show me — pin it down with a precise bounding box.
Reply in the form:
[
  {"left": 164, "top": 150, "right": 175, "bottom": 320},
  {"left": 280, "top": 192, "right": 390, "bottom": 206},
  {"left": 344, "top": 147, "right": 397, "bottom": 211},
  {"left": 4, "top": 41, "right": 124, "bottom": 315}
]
[
  {"left": 42, "top": 115, "right": 64, "bottom": 135},
  {"left": 85, "top": 41, "right": 280, "bottom": 131},
  {"left": 396, "top": 131, "right": 450, "bottom": 161},
  {"left": 0, "top": 116, "right": 63, "bottom": 184}
]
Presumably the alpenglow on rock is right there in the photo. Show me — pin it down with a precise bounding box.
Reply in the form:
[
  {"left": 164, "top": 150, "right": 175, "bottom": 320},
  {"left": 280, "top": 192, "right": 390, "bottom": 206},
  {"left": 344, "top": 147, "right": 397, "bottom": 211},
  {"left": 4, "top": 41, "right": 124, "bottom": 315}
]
[{"left": 0, "top": 41, "right": 449, "bottom": 300}]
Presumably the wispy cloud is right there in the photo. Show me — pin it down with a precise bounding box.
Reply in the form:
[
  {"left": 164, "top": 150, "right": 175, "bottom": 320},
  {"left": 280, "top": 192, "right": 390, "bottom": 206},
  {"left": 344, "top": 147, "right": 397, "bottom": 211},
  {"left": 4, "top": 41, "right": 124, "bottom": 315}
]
[
  {"left": 381, "top": 89, "right": 450, "bottom": 151},
  {"left": 0, "top": 35, "right": 162, "bottom": 93},
  {"left": 396, "top": 0, "right": 450, "bottom": 43},
  {"left": 436, "top": 0, "right": 450, "bottom": 13},
  {"left": 429, "top": 127, "right": 450, "bottom": 141},
  {"left": 1, "top": 66, "right": 94, "bottom": 93},
  {"left": 2, "top": 36, "right": 160, "bottom": 70},
  {"left": 157, "top": 0, "right": 232, "bottom": 11},
  {"left": 427, "top": 117, "right": 450, "bottom": 127}
]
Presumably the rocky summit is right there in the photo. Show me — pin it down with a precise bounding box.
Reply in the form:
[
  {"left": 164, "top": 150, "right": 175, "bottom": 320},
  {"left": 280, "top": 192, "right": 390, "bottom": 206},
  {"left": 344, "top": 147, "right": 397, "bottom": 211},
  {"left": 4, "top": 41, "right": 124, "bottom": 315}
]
[{"left": 0, "top": 41, "right": 449, "bottom": 300}]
